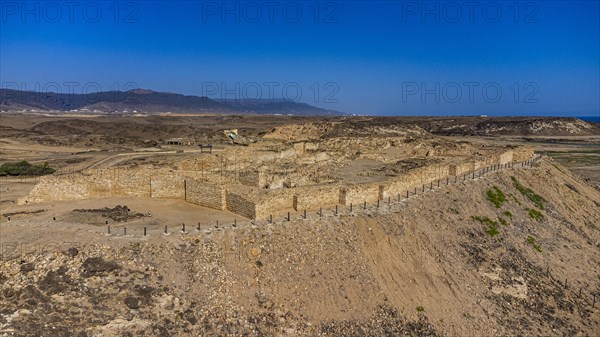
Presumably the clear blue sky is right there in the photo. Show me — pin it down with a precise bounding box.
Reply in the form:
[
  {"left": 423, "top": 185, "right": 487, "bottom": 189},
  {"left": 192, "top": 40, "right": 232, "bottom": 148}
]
[{"left": 1, "top": 0, "right": 599, "bottom": 116}]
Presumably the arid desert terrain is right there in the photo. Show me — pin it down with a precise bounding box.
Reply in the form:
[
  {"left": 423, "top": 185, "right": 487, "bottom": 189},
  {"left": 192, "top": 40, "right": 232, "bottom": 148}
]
[{"left": 1, "top": 113, "right": 599, "bottom": 336}]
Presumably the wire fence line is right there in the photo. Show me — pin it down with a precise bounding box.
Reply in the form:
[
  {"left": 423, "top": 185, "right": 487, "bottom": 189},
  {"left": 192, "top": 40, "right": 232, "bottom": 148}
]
[
  {"left": 5, "top": 155, "right": 598, "bottom": 311},
  {"left": 103, "top": 155, "right": 542, "bottom": 237},
  {"left": 100, "top": 154, "right": 600, "bottom": 312}
]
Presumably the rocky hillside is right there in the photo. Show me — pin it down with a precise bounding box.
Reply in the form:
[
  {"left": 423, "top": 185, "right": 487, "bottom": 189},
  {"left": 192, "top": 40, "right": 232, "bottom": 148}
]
[
  {"left": 1, "top": 158, "right": 599, "bottom": 336},
  {"left": 415, "top": 117, "right": 600, "bottom": 137},
  {"left": 0, "top": 89, "right": 341, "bottom": 116},
  {"left": 264, "top": 117, "right": 600, "bottom": 140}
]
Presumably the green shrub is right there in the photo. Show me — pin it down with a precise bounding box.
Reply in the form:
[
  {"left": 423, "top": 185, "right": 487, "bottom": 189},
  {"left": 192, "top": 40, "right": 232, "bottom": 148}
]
[
  {"left": 472, "top": 216, "right": 500, "bottom": 237},
  {"left": 487, "top": 186, "right": 506, "bottom": 208},
  {"left": 416, "top": 306, "right": 425, "bottom": 312},
  {"left": 511, "top": 176, "right": 545, "bottom": 209},
  {"left": 0, "top": 161, "right": 56, "bottom": 177},
  {"left": 472, "top": 215, "right": 495, "bottom": 226},
  {"left": 508, "top": 193, "right": 522, "bottom": 206},
  {"left": 498, "top": 217, "right": 510, "bottom": 226},
  {"left": 486, "top": 224, "right": 500, "bottom": 237},
  {"left": 527, "top": 236, "right": 542, "bottom": 252},
  {"left": 528, "top": 208, "right": 543, "bottom": 220},
  {"left": 503, "top": 210, "right": 513, "bottom": 218}
]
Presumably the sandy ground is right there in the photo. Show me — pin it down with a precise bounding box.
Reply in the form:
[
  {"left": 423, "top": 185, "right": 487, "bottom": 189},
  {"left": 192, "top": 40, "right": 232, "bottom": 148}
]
[
  {"left": 1, "top": 114, "right": 600, "bottom": 336},
  {"left": 1, "top": 195, "right": 246, "bottom": 245},
  {"left": 1, "top": 158, "right": 599, "bottom": 336}
]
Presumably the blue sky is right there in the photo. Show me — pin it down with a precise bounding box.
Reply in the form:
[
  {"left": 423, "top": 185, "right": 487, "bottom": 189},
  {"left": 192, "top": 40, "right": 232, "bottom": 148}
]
[{"left": 1, "top": 0, "right": 599, "bottom": 116}]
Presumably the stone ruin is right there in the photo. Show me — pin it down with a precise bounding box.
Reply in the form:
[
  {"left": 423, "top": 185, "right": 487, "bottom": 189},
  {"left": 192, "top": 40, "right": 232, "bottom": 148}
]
[{"left": 19, "top": 126, "right": 535, "bottom": 220}]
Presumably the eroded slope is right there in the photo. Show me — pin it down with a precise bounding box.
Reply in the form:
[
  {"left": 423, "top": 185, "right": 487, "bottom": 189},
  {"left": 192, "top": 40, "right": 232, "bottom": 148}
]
[{"left": 1, "top": 158, "right": 599, "bottom": 336}]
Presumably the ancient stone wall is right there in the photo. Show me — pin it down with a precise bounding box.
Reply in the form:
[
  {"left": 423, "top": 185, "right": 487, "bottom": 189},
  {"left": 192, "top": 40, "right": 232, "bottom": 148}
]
[
  {"left": 499, "top": 150, "right": 514, "bottom": 165},
  {"left": 293, "top": 142, "right": 306, "bottom": 155},
  {"left": 185, "top": 179, "right": 226, "bottom": 210},
  {"left": 292, "top": 185, "right": 340, "bottom": 211},
  {"left": 339, "top": 184, "right": 380, "bottom": 206},
  {"left": 513, "top": 147, "right": 535, "bottom": 162},
  {"left": 238, "top": 170, "right": 267, "bottom": 188},
  {"left": 450, "top": 162, "right": 473, "bottom": 177},
  {"left": 108, "top": 169, "right": 149, "bottom": 197},
  {"left": 19, "top": 168, "right": 189, "bottom": 204},
  {"left": 238, "top": 170, "right": 258, "bottom": 187},
  {"left": 254, "top": 190, "right": 295, "bottom": 219},
  {"left": 21, "top": 176, "right": 89, "bottom": 204},
  {"left": 19, "top": 147, "right": 536, "bottom": 220},
  {"left": 380, "top": 163, "right": 442, "bottom": 199},
  {"left": 225, "top": 191, "right": 256, "bottom": 219},
  {"left": 151, "top": 176, "right": 184, "bottom": 199}
]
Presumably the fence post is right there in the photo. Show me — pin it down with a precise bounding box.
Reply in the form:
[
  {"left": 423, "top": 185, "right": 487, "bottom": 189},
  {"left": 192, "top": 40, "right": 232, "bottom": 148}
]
[
  {"left": 320, "top": 207, "right": 323, "bottom": 217},
  {"left": 107, "top": 225, "right": 111, "bottom": 234},
  {"left": 377, "top": 200, "right": 380, "bottom": 208},
  {"left": 364, "top": 201, "right": 367, "bottom": 209},
  {"left": 350, "top": 203, "right": 353, "bottom": 212},
  {"left": 304, "top": 209, "right": 307, "bottom": 219},
  {"left": 182, "top": 223, "right": 185, "bottom": 233},
  {"left": 124, "top": 227, "right": 127, "bottom": 236},
  {"left": 233, "top": 219, "right": 237, "bottom": 227},
  {"left": 164, "top": 225, "right": 168, "bottom": 234},
  {"left": 287, "top": 212, "right": 290, "bottom": 221},
  {"left": 144, "top": 227, "right": 147, "bottom": 236},
  {"left": 335, "top": 205, "right": 338, "bottom": 216},
  {"left": 197, "top": 222, "right": 201, "bottom": 231}
]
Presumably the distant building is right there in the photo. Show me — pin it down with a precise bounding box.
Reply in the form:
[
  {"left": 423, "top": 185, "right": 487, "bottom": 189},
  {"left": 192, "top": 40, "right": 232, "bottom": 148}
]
[{"left": 164, "top": 138, "right": 192, "bottom": 146}]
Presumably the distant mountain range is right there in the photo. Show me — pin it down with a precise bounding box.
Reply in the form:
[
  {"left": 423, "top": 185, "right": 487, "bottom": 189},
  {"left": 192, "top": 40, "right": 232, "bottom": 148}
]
[{"left": 0, "top": 89, "right": 343, "bottom": 116}]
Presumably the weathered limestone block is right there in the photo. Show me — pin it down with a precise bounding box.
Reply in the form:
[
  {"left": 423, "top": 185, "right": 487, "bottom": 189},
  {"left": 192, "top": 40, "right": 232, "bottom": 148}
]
[{"left": 185, "top": 179, "right": 226, "bottom": 210}]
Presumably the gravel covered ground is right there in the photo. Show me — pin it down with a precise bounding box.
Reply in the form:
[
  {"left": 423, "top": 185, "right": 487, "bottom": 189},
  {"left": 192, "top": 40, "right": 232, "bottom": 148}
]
[{"left": 1, "top": 158, "right": 599, "bottom": 336}]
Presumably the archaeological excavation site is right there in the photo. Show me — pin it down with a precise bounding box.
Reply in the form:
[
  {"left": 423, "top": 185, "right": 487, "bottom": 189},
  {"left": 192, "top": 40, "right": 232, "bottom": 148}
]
[
  {"left": 17, "top": 122, "right": 535, "bottom": 221},
  {"left": 1, "top": 115, "right": 600, "bottom": 336},
  {"left": 3, "top": 1, "right": 600, "bottom": 335}
]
